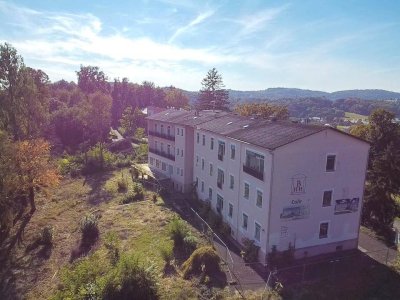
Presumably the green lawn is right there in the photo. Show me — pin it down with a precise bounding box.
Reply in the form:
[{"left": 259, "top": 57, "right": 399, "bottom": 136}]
[{"left": 344, "top": 112, "right": 369, "bottom": 121}]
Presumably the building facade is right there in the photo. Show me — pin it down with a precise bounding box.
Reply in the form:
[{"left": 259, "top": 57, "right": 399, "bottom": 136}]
[{"left": 147, "top": 109, "right": 370, "bottom": 263}]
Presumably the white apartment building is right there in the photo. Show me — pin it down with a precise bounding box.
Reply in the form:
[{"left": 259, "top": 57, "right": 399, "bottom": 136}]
[{"left": 147, "top": 110, "right": 370, "bottom": 263}]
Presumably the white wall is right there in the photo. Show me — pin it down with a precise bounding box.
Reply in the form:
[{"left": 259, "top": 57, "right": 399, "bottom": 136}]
[{"left": 268, "top": 129, "right": 369, "bottom": 258}]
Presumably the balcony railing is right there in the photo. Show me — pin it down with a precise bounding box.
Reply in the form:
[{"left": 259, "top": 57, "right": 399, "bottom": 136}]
[
  {"left": 148, "top": 130, "right": 175, "bottom": 141},
  {"left": 243, "top": 164, "right": 264, "bottom": 181},
  {"left": 149, "top": 147, "right": 175, "bottom": 161}
]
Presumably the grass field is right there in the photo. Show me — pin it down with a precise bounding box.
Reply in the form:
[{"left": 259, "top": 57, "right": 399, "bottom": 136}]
[
  {"left": 344, "top": 112, "right": 369, "bottom": 121},
  {"left": 3, "top": 168, "right": 213, "bottom": 300}
]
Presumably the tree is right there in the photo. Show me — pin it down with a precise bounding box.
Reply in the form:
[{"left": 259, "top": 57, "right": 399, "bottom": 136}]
[
  {"left": 120, "top": 107, "right": 145, "bottom": 137},
  {"left": 235, "top": 103, "right": 289, "bottom": 120},
  {"left": 76, "top": 65, "right": 110, "bottom": 94},
  {"left": 351, "top": 109, "right": 400, "bottom": 234},
  {"left": 196, "top": 68, "right": 230, "bottom": 110},
  {"left": 164, "top": 87, "right": 189, "bottom": 108},
  {"left": 13, "top": 139, "right": 60, "bottom": 213},
  {"left": 0, "top": 42, "right": 25, "bottom": 138},
  {"left": 84, "top": 92, "right": 112, "bottom": 167}
]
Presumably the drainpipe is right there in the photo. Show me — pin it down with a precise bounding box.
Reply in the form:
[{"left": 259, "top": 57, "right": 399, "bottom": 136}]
[{"left": 265, "top": 151, "right": 275, "bottom": 264}]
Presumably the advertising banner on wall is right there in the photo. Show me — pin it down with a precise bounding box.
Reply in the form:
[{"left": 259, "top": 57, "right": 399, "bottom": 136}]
[
  {"left": 334, "top": 197, "right": 359, "bottom": 215},
  {"left": 280, "top": 204, "right": 310, "bottom": 221}
]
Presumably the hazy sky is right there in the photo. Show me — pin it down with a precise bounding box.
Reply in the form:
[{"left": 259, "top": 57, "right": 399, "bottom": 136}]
[{"left": 1, "top": 0, "right": 399, "bottom": 92}]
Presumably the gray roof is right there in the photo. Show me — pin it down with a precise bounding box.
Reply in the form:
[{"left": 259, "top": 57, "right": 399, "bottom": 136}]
[
  {"left": 148, "top": 109, "right": 368, "bottom": 150},
  {"left": 146, "top": 109, "right": 229, "bottom": 126}
]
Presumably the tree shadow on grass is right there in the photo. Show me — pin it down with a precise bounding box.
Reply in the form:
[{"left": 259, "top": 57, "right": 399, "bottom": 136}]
[
  {"left": 83, "top": 170, "right": 115, "bottom": 206},
  {"left": 69, "top": 231, "right": 99, "bottom": 263}
]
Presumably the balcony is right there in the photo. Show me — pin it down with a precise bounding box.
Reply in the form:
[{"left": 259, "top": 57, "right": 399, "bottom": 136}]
[
  {"left": 149, "top": 147, "right": 175, "bottom": 161},
  {"left": 148, "top": 130, "right": 175, "bottom": 141},
  {"left": 243, "top": 164, "right": 264, "bottom": 181}
]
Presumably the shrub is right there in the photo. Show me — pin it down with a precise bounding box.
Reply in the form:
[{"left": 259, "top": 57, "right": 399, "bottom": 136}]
[
  {"left": 168, "top": 216, "right": 189, "bottom": 247},
  {"left": 152, "top": 194, "right": 158, "bottom": 203},
  {"left": 103, "top": 255, "right": 159, "bottom": 300},
  {"left": 121, "top": 192, "right": 136, "bottom": 204},
  {"left": 104, "top": 232, "right": 121, "bottom": 265},
  {"left": 206, "top": 209, "right": 222, "bottom": 229},
  {"left": 159, "top": 244, "right": 173, "bottom": 265},
  {"left": 183, "top": 234, "right": 198, "bottom": 252},
  {"left": 181, "top": 246, "right": 221, "bottom": 279},
  {"left": 120, "top": 183, "right": 144, "bottom": 204},
  {"left": 80, "top": 213, "right": 99, "bottom": 244},
  {"left": 241, "top": 238, "right": 260, "bottom": 263},
  {"left": 219, "top": 221, "right": 231, "bottom": 237},
  {"left": 41, "top": 225, "right": 54, "bottom": 245},
  {"left": 117, "top": 173, "right": 128, "bottom": 192}
]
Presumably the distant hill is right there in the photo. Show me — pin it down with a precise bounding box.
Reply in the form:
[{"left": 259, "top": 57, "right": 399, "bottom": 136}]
[{"left": 182, "top": 88, "right": 400, "bottom": 102}]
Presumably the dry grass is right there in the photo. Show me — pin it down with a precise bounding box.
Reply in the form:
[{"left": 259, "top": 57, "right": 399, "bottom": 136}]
[{"left": 6, "top": 168, "right": 202, "bottom": 300}]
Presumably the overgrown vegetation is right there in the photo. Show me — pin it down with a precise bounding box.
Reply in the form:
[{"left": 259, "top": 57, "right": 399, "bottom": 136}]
[{"left": 181, "top": 246, "right": 221, "bottom": 280}]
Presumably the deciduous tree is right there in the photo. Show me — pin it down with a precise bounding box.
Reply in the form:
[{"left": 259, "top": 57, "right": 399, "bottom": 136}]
[{"left": 235, "top": 103, "right": 289, "bottom": 120}]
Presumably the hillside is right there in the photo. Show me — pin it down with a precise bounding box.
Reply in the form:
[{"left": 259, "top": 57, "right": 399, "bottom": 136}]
[{"left": 183, "top": 88, "right": 400, "bottom": 102}]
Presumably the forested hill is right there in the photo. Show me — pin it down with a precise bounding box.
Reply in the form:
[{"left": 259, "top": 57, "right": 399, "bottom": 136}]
[{"left": 182, "top": 88, "right": 400, "bottom": 102}]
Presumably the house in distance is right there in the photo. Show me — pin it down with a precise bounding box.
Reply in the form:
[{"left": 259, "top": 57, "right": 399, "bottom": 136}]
[{"left": 147, "top": 109, "right": 370, "bottom": 263}]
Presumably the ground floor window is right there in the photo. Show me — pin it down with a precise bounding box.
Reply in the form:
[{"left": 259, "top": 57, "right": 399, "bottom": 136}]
[
  {"left": 217, "top": 194, "right": 223, "bottom": 214},
  {"left": 242, "top": 213, "right": 248, "bottom": 230},
  {"left": 201, "top": 181, "right": 204, "bottom": 192},
  {"left": 254, "top": 222, "right": 261, "bottom": 242},
  {"left": 162, "top": 162, "right": 166, "bottom": 171},
  {"left": 228, "top": 203, "right": 233, "bottom": 218},
  {"left": 150, "top": 157, "right": 154, "bottom": 165},
  {"left": 156, "top": 159, "right": 160, "bottom": 168},
  {"left": 209, "top": 187, "right": 213, "bottom": 200},
  {"left": 319, "top": 222, "right": 329, "bottom": 239}
]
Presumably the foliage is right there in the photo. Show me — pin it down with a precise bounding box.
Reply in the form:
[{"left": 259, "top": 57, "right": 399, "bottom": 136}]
[
  {"left": 135, "top": 143, "right": 149, "bottom": 162},
  {"left": 351, "top": 109, "right": 400, "bottom": 234},
  {"left": 116, "top": 173, "right": 128, "bottom": 192},
  {"left": 76, "top": 65, "right": 110, "bottom": 94},
  {"left": 41, "top": 225, "right": 54, "bottom": 245},
  {"left": 159, "top": 244, "right": 174, "bottom": 265},
  {"left": 195, "top": 68, "right": 230, "bottom": 111},
  {"left": 120, "top": 183, "right": 144, "bottom": 204},
  {"left": 80, "top": 213, "right": 99, "bottom": 244},
  {"left": 181, "top": 246, "right": 221, "bottom": 279},
  {"left": 235, "top": 102, "right": 289, "bottom": 120},
  {"left": 168, "top": 216, "right": 190, "bottom": 247},
  {"left": 164, "top": 87, "right": 189, "bottom": 108},
  {"left": 119, "top": 106, "right": 145, "bottom": 137},
  {"left": 240, "top": 238, "right": 260, "bottom": 263},
  {"left": 134, "top": 127, "right": 145, "bottom": 140},
  {"left": 183, "top": 234, "right": 198, "bottom": 252},
  {"left": 83, "top": 144, "right": 116, "bottom": 174},
  {"left": 104, "top": 232, "right": 120, "bottom": 265}
]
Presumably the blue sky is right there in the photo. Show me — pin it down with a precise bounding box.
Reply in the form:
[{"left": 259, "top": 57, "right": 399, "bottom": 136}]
[{"left": 0, "top": 0, "right": 399, "bottom": 92}]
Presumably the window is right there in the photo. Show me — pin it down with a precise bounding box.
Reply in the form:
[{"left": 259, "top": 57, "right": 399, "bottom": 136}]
[
  {"left": 155, "top": 141, "right": 158, "bottom": 149},
  {"left": 209, "top": 187, "right": 213, "bottom": 200},
  {"left": 168, "top": 165, "right": 173, "bottom": 175},
  {"left": 167, "top": 144, "right": 171, "bottom": 155},
  {"left": 201, "top": 181, "right": 204, "bottom": 192},
  {"left": 326, "top": 155, "right": 336, "bottom": 172},
  {"left": 161, "top": 143, "right": 164, "bottom": 152},
  {"left": 161, "top": 124, "right": 164, "bottom": 134},
  {"left": 150, "top": 157, "right": 154, "bottom": 165},
  {"left": 181, "top": 129, "right": 184, "bottom": 136},
  {"left": 218, "top": 141, "right": 225, "bottom": 161},
  {"left": 209, "top": 163, "right": 213, "bottom": 176},
  {"left": 242, "top": 213, "right": 248, "bottom": 230},
  {"left": 197, "top": 132, "right": 200, "bottom": 143},
  {"left": 202, "top": 134, "right": 205, "bottom": 146},
  {"left": 196, "top": 155, "right": 199, "bottom": 166},
  {"left": 167, "top": 126, "right": 170, "bottom": 136},
  {"left": 229, "top": 175, "right": 234, "bottom": 189},
  {"left": 196, "top": 177, "right": 198, "bottom": 186},
  {"left": 156, "top": 159, "right": 160, "bottom": 168},
  {"left": 217, "top": 194, "right": 223, "bottom": 214},
  {"left": 228, "top": 203, "right": 233, "bottom": 218},
  {"left": 176, "top": 148, "right": 179, "bottom": 155},
  {"left": 201, "top": 158, "right": 205, "bottom": 170},
  {"left": 217, "top": 169, "right": 224, "bottom": 189},
  {"left": 323, "top": 190, "right": 333, "bottom": 207},
  {"left": 181, "top": 149, "right": 183, "bottom": 157},
  {"left": 244, "top": 182, "right": 250, "bottom": 199},
  {"left": 319, "top": 222, "right": 329, "bottom": 238},
  {"left": 176, "top": 167, "right": 180, "bottom": 175},
  {"left": 254, "top": 222, "right": 261, "bottom": 242},
  {"left": 162, "top": 162, "right": 166, "bottom": 171},
  {"left": 244, "top": 150, "right": 264, "bottom": 180},
  {"left": 210, "top": 138, "right": 214, "bottom": 150},
  {"left": 180, "top": 169, "right": 183, "bottom": 176},
  {"left": 176, "top": 128, "right": 179, "bottom": 135},
  {"left": 256, "top": 190, "right": 263, "bottom": 208},
  {"left": 231, "top": 144, "right": 236, "bottom": 160},
  {"left": 155, "top": 124, "right": 158, "bottom": 132}
]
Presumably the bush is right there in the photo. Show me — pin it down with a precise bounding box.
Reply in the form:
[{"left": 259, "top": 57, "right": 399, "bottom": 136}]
[
  {"left": 80, "top": 213, "right": 99, "bottom": 244},
  {"left": 181, "top": 246, "right": 221, "bottom": 279},
  {"left": 104, "top": 232, "right": 120, "bottom": 265},
  {"left": 117, "top": 173, "right": 128, "bottom": 192},
  {"left": 206, "top": 209, "right": 222, "bottom": 229},
  {"left": 103, "top": 255, "right": 159, "bottom": 300},
  {"left": 241, "top": 238, "right": 260, "bottom": 263},
  {"left": 168, "top": 216, "right": 189, "bottom": 247},
  {"left": 183, "top": 234, "right": 198, "bottom": 252},
  {"left": 120, "top": 183, "right": 144, "bottom": 204},
  {"left": 159, "top": 244, "right": 173, "bottom": 265},
  {"left": 41, "top": 225, "right": 54, "bottom": 245},
  {"left": 152, "top": 194, "right": 158, "bottom": 203}
]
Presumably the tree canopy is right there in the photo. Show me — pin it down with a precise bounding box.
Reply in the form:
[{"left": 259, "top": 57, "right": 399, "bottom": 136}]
[
  {"left": 234, "top": 102, "right": 289, "bottom": 120},
  {"left": 196, "top": 68, "right": 229, "bottom": 110}
]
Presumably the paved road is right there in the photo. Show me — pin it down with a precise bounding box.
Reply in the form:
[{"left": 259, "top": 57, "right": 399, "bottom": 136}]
[{"left": 358, "top": 231, "right": 398, "bottom": 265}]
